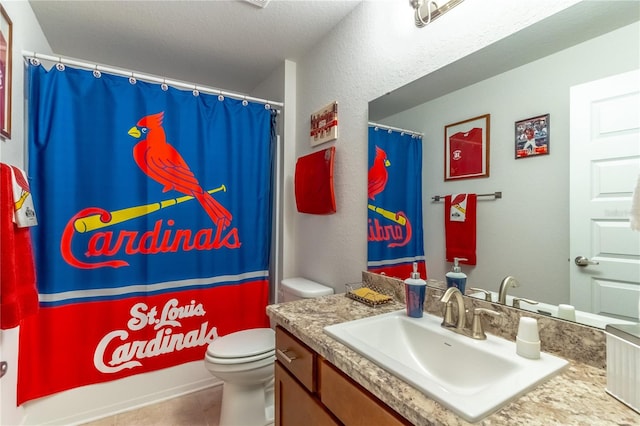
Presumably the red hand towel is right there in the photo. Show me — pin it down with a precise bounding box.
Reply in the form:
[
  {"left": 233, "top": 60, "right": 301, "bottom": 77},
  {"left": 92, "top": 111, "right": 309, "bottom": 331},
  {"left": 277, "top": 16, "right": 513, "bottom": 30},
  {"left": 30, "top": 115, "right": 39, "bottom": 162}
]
[
  {"left": 294, "top": 147, "right": 336, "bottom": 214},
  {"left": 444, "top": 193, "right": 477, "bottom": 265},
  {"left": 1, "top": 163, "right": 39, "bottom": 329}
]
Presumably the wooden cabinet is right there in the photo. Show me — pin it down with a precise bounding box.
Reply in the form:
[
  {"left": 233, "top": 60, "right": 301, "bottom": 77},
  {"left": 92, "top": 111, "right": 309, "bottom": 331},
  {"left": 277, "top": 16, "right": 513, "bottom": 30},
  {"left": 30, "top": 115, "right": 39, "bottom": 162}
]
[
  {"left": 275, "top": 327, "right": 338, "bottom": 426},
  {"left": 319, "top": 359, "right": 409, "bottom": 426},
  {"left": 275, "top": 362, "right": 338, "bottom": 426},
  {"left": 275, "top": 326, "right": 411, "bottom": 426},
  {"left": 275, "top": 325, "right": 316, "bottom": 392}
]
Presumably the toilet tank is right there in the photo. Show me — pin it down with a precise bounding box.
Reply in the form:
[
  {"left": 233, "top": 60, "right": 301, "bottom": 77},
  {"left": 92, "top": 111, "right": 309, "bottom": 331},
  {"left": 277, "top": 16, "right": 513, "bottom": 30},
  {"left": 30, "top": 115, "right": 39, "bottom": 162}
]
[{"left": 280, "top": 277, "right": 334, "bottom": 302}]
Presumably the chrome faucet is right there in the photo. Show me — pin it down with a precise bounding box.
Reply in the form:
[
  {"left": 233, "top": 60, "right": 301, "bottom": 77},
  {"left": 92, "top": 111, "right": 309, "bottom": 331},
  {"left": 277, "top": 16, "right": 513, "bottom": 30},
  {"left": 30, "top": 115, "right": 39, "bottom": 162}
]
[
  {"left": 439, "top": 287, "right": 466, "bottom": 330},
  {"left": 498, "top": 276, "right": 519, "bottom": 304}
]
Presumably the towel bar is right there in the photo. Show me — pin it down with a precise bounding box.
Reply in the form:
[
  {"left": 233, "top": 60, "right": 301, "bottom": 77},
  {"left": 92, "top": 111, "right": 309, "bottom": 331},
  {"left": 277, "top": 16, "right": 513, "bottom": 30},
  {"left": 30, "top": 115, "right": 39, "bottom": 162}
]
[{"left": 431, "top": 191, "right": 502, "bottom": 202}]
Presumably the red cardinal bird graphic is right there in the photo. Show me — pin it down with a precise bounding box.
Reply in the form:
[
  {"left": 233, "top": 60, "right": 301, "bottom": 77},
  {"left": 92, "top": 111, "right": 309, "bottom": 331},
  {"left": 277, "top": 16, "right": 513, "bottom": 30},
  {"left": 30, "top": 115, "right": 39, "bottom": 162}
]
[
  {"left": 10, "top": 166, "right": 30, "bottom": 193},
  {"left": 368, "top": 146, "right": 390, "bottom": 200},
  {"left": 128, "top": 112, "right": 232, "bottom": 228}
]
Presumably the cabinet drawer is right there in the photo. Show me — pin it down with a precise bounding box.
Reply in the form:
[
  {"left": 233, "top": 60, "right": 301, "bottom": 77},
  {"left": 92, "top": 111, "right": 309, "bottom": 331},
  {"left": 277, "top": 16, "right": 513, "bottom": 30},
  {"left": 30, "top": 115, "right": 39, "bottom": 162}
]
[
  {"left": 275, "top": 362, "right": 339, "bottom": 426},
  {"left": 275, "top": 326, "right": 316, "bottom": 392},
  {"left": 319, "top": 359, "right": 410, "bottom": 426}
]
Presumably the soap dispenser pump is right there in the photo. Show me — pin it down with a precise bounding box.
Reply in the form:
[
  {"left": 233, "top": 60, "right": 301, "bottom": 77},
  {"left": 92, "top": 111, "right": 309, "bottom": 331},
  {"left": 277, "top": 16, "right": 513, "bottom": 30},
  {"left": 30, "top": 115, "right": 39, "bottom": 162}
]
[
  {"left": 446, "top": 257, "right": 468, "bottom": 293},
  {"left": 404, "top": 262, "right": 427, "bottom": 318}
]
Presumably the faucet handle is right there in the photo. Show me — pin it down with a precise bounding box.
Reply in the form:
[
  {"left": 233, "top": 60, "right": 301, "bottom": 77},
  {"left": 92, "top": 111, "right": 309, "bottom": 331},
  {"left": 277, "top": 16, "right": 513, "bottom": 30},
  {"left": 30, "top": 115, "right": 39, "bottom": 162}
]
[
  {"left": 512, "top": 297, "right": 538, "bottom": 309},
  {"left": 469, "top": 287, "right": 492, "bottom": 302},
  {"left": 471, "top": 308, "right": 501, "bottom": 340}
]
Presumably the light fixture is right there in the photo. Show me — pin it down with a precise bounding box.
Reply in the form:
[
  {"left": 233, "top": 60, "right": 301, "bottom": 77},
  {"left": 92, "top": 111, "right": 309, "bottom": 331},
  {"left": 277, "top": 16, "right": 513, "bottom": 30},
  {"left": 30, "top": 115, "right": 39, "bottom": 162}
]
[
  {"left": 410, "top": 0, "right": 464, "bottom": 27},
  {"left": 243, "top": 0, "right": 271, "bottom": 8}
]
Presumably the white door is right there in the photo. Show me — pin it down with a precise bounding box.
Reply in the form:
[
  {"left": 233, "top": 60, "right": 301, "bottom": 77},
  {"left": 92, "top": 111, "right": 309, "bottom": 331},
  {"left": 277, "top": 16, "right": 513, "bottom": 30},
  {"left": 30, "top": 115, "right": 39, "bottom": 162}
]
[{"left": 569, "top": 69, "right": 640, "bottom": 321}]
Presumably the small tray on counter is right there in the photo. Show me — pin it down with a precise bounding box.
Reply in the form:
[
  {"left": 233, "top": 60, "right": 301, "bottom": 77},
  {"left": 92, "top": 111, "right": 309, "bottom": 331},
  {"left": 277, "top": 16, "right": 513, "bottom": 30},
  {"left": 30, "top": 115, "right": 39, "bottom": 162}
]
[{"left": 345, "top": 282, "right": 394, "bottom": 307}]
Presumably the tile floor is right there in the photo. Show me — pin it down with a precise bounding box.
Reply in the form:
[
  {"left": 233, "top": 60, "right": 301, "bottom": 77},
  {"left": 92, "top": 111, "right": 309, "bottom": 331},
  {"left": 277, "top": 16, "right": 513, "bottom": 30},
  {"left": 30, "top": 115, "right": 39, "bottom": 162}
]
[{"left": 80, "top": 385, "right": 222, "bottom": 426}]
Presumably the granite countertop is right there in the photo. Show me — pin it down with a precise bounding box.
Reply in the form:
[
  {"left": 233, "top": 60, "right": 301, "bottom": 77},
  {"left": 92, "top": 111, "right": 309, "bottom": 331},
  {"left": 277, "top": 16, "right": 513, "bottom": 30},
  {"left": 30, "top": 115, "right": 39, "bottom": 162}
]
[{"left": 267, "top": 294, "right": 640, "bottom": 426}]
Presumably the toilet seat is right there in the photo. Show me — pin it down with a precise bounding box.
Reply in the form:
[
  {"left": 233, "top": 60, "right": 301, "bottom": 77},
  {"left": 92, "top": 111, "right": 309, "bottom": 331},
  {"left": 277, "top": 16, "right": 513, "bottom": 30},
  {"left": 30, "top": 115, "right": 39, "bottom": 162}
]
[
  {"left": 206, "top": 350, "right": 275, "bottom": 365},
  {"left": 206, "top": 328, "right": 275, "bottom": 364}
]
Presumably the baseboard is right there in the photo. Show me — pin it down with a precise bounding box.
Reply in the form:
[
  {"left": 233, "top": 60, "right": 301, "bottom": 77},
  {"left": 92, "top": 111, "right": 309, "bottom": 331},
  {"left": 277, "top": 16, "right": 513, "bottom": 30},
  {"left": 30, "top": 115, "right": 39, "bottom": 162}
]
[{"left": 22, "top": 361, "right": 222, "bottom": 425}]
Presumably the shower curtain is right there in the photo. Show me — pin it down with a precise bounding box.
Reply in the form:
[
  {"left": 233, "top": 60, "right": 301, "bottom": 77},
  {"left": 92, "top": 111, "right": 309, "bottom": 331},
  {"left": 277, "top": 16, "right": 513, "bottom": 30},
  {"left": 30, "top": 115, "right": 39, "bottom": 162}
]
[
  {"left": 367, "top": 126, "right": 426, "bottom": 279},
  {"left": 18, "top": 63, "right": 276, "bottom": 404}
]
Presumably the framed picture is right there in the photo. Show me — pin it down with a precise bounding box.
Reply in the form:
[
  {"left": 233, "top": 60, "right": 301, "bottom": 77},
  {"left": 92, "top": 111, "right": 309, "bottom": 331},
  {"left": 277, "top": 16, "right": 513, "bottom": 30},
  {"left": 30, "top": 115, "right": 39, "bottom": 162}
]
[
  {"left": 309, "top": 101, "right": 338, "bottom": 147},
  {"left": 0, "top": 5, "right": 11, "bottom": 139},
  {"left": 515, "top": 114, "right": 549, "bottom": 159},
  {"left": 444, "top": 114, "right": 490, "bottom": 181}
]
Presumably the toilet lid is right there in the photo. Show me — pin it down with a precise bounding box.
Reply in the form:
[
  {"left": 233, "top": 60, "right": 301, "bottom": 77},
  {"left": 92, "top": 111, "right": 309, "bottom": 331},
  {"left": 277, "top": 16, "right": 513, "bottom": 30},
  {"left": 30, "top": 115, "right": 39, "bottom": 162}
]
[{"left": 207, "top": 328, "right": 275, "bottom": 359}]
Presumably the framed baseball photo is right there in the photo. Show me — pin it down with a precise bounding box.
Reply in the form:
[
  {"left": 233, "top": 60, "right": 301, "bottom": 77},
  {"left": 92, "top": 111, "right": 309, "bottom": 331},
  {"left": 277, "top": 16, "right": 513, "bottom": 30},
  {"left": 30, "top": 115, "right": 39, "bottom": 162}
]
[{"left": 515, "top": 114, "right": 549, "bottom": 159}]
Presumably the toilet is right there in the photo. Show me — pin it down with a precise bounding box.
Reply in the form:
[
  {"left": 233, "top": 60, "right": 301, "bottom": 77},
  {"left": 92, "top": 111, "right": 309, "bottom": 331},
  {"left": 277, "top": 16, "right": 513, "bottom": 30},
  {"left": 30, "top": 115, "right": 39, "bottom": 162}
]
[{"left": 204, "top": 277, "right": 334, "bottom": 426}]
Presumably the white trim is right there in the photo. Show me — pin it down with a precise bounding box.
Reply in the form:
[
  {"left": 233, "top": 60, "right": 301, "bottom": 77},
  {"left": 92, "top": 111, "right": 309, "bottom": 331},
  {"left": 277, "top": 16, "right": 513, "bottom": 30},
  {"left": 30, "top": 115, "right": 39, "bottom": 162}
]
[
  {"left": 367, "top": 256, "right": 426, "bottom": 268},
  {"left": 39, "top": 270, "right": 269, "bottom": 303}
]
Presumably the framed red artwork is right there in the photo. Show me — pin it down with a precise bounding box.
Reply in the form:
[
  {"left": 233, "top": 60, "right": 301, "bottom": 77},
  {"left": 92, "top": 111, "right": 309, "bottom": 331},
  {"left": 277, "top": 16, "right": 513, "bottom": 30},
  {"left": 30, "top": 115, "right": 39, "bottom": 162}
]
[
  {"left": 309, "top": 101, "right": 338, "bottom": 147},
  {"left": 0, "top": 5, "right": 12, "bottom": 139},
  {"left": 444, "top": 114, "right": 490, "bottom": 181}
]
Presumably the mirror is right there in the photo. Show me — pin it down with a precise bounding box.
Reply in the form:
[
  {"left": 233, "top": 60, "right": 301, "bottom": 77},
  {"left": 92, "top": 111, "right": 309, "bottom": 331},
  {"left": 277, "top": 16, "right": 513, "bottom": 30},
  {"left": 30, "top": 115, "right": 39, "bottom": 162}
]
[{"left": 368, "top": 1, "right": 640, "bottom": 328}]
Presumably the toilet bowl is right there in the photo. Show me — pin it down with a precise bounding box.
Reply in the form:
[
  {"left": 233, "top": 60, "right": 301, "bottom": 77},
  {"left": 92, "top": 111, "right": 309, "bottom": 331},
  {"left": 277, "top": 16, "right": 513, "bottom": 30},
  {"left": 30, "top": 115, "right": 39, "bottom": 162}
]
[
  {"left": 205, "top": 328, "right": 275, "bottom": 426},
  {"left": 204, "top": 277, "right": 333, "bottom": 426}
]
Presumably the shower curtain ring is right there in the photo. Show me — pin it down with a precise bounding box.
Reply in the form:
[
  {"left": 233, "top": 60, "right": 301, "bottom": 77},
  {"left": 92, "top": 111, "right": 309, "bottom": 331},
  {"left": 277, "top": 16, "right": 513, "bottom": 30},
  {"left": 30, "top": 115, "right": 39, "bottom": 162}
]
[
  {"left": 129, "top": 72, "right": 136, "bottom": 85},
  {"left": 161, "top": 79, "right": 169, "bottom": 91},
  {"left": 192, "top": 85, "right": 199, "bottom": 97},
  {"left": 242, "top": 96, "right": 248, "bottom": 106},
  {"left": 55, "top": 57, "right": 65, "bottom": 71},
  {"left": 93, "top": 65, "right": 101, "bottom": 78}
]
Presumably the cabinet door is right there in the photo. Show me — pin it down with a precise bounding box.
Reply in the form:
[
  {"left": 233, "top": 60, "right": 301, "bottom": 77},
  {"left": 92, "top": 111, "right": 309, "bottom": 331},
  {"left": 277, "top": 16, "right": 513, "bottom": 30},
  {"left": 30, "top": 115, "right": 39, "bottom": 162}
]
[
  {"left": 319, "top": 359, "right": 410, "bottom": 426},
  {"left": 275, "top": 361, "right": 338, "bottom": 426},
  {"left": 275, "top": 326, "right": 316, "bottom": 392}
]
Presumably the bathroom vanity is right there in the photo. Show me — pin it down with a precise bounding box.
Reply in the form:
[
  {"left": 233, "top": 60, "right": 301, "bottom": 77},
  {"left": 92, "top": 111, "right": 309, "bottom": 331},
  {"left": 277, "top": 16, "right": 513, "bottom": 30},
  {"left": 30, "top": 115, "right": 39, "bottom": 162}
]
[
  {"left": 275, "top": 326, "right": 409, "bottom": 425},
  {"left": 267, "top": 276, "right": 639, "bottom": 425}
]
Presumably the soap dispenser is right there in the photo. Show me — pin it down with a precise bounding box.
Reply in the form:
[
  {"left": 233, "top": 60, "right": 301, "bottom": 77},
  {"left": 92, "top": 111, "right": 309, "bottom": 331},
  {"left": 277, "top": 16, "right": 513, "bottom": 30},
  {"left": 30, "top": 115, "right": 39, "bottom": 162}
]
[
  {"left": 404, "top": 262, "right": 427, "bottom": 318},
  {"left": 446, "top": 257, "right": 468, "bottom": 293}
]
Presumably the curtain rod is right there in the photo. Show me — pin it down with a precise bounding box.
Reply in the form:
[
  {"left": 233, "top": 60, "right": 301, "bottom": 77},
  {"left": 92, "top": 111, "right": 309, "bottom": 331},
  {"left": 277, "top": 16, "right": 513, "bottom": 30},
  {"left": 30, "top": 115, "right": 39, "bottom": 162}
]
[
  {"left": 368, "top": 122, "right": 424, "bottom": 138},
  {"left": 23, "top": 51, "right": 284, "bottom": 109}
]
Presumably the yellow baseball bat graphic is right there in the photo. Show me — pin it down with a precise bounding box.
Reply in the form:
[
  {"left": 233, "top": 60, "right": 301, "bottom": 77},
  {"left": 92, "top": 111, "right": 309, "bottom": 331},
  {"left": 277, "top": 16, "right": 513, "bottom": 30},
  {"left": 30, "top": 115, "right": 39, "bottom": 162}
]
[
  {"left": 367, "top": 204, "right": 407, "bottom": 226},
  {"left": 73, "top": 185, "right": 227, "bottom": 233},
  {"left": 14, "top": 191, "right": 29, "bottom": 211}
]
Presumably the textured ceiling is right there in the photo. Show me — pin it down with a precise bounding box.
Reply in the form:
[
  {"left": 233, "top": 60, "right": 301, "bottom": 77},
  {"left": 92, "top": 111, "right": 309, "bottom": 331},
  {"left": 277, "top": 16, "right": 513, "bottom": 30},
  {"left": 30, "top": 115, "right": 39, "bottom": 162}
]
[{"left": 28, "top": 0, "right": 363, "bottom": 94}]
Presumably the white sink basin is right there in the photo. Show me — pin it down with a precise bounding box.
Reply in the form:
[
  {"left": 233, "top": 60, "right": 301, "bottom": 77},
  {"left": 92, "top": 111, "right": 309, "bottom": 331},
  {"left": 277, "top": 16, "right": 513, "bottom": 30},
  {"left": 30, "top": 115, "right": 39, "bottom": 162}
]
[{"left": 324, "top": 309, "right": 568, "bottom": 422}]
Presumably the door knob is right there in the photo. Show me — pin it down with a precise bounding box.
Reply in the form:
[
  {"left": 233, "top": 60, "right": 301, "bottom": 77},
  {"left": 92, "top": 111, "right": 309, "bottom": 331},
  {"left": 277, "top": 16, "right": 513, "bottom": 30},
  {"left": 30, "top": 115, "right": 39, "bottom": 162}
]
[{"left": 575, "top": 256, "right": 599, "bottom": 267}]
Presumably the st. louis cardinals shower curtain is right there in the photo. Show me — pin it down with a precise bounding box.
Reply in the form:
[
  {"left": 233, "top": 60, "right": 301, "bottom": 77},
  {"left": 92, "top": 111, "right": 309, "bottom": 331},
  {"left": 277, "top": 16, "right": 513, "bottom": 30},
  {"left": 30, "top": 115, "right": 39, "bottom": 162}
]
[
  {"left": 367, "top": 125, "right": 426, "bottom": 279},
  {"left": 18, "top": 62, "right": 276, "bottom": 404}
]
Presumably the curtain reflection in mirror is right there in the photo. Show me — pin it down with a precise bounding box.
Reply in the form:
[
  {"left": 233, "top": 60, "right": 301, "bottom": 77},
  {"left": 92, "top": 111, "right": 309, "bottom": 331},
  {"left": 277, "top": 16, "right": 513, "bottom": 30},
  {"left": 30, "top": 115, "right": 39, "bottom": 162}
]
[{"left": 367, "top": 124, "right": 426, "bottom": 279}]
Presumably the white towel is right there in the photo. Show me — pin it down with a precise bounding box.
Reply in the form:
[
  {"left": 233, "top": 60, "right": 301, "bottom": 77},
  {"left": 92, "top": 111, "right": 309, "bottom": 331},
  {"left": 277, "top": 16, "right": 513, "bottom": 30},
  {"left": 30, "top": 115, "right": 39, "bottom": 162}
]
[
  {"left": 449, "top": 193, "right": 468, "bottom": 223},
  {"left": 631, "top": 174, "right": 640, "bottom": 232}
]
